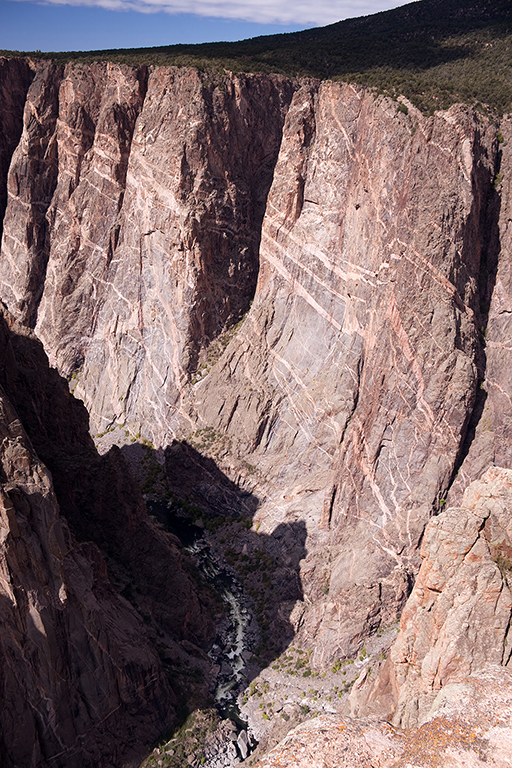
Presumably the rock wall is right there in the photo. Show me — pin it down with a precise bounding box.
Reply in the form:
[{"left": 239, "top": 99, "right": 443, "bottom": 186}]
[
  {"left": 0, "top": 60, "right": 293, "bottom": 438},
  {"left": 1, "top": 59, "right": 512, "bottom": 765},
  {"left": 447, "top": 116, "right": 512, "bottom": 503},
  {"left": 0, "top": 307, "right": 181, "bottom": 768},
  {"left": 0, "top": 58, "right": 33, "bottom": 240},
  {"left": 0, "top": 305, "right": 214, "bottom": 651},
  {"left": 189, "top": 83, "right": 499, "bottom": 663}
]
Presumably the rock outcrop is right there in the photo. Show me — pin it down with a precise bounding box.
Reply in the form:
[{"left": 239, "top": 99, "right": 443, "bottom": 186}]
[
  {"left": 253, "top": 666, "right": 512, "bottom": 768},
  {"left": 348, "top": 468, "right": 512, "bottom": 728},
  {"left": 256, "top": 469, "right": 512, "bottom": 767},
  {"left": 389, "top": 467, "right": 512, "bottom": 727},
  {"left": 353, "top": 467, "right": 512, "bottom": 728}
]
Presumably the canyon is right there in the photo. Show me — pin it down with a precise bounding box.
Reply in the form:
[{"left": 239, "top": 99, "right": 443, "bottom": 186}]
[{"left": 0, "top": 52, "right": 511, "bottom": 767}]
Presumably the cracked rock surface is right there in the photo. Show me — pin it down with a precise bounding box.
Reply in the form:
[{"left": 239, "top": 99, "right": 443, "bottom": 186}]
[
  {"left": 2, "top": 58, "right": 512, "bottom": 767},
  {"left": 252, "top": 666, "right": 512, "bottom": 768}
]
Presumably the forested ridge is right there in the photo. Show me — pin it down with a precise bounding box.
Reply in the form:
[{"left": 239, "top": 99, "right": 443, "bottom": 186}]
[{"left": 2, "top": 0, "right": 512, "bottom": 114}]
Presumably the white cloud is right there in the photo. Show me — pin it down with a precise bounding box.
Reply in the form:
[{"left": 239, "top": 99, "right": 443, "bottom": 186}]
[{"left": 18, "top": 0, "right": 406, "bottom": 26}]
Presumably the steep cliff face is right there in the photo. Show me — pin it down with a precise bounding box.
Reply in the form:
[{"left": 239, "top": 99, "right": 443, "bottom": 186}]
[
  {"left": 1, "top": 56, "right": 512, "bottom": 766},
  {"left": 0, "top": 305, "right": 214, "bottom": 652},
  {"left": 0, "top": 308, "right": 180, "bottom": 768},
  {"left": 0, "top": 58, "right": 33, "bottom": 253},
  {"left": 190, "top": 83, "right": 498, "bottom": 663},
  {"left": 0, "top": 61, "right": 293, "bottom": 437},
  {"left": 0, "top": 61, "right": 146, "bottom": 331},
  {"left": 447, "top": 116, "right": 512, "bottom": 503},
  {"left": 1, "top": 60, "right": 507, "bottom": 662}
]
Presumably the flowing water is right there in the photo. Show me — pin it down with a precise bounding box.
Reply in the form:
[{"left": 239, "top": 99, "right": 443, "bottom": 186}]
[
  {"left": 147, "top": 500, "right": 258, "bottom": 759},
  {"left": 185, "top": 535, "right": 257, "bottom": 710}
]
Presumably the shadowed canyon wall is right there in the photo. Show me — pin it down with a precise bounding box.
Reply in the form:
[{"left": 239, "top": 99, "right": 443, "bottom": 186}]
[
  {"left": 1, "top": 55, "right": 512, "bottom": 766},
  {"left": 0, "top": 306, "right": 185, "bottom": 768}
]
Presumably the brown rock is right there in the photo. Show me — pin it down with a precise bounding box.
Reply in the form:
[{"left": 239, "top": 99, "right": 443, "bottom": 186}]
[
  {"left": 0, "top": 302, "right": 217, "bottom": 766},
  {"left": 0, "top": 358, "right": 176, "bottom": 768},
  {"left": 0, "top": 62, "right": 293, "bottom": 437},
  {"left": 447, "top": 116, "right": 512, "bottom": 504},
  {"left": 2, "top": 62, "right": 512, "bottom": 764},
  {"left": 254, "top": 666, "right": 512, "bottom": 767},
  {"left": 0, "top": 57, "right": 33, "bottom": 241},
  {"left": 1, "top": 61, "right": 502, "bottom": 666},
  {"left": 0, "top": 304, "right": 214, "bottom": 650},
  {"left": 190, "top": 84, "right": 497, "bottom": 662}
]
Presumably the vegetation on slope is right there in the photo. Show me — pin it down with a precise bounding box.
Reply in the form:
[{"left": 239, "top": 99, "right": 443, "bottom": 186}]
[{"left": 1, "top": 0, "right": 512, "bottom": 115}]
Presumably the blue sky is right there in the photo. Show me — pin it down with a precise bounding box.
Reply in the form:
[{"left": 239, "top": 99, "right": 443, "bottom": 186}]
[{"left": 0, "top": 0, "right": 408, "bottom": 52}]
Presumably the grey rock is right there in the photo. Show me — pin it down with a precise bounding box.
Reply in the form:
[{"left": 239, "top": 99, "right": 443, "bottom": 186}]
[{"left": 236, "top": 729, "right": 249, "bottom": 760}]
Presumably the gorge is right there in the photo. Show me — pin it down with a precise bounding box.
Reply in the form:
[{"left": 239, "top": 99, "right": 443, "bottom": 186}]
[{"left": 1, "top": 11, "right": 512, "bottom": 765}]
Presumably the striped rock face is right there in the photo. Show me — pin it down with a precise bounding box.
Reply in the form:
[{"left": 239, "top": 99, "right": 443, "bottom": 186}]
[
  {"left": 1, "top": 60, "right": 510, "bottom": 675},
  {"left": 190, "top": 82, "right": 498, "bottom": 662}
]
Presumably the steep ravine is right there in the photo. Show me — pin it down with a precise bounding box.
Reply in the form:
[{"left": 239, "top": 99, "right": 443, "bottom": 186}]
[
  {"left": 0, "top": 306, "right": 204, "bottom": 768},
  {"left": 1, "top": 57, "right": 512, "bottom": 767}
]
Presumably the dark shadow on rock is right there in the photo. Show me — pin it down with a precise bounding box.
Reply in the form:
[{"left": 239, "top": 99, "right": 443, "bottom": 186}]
[
  {"left": 0, "top": 302, "right": 307, "bottom": 749},
  {"left": 121, "top": 438, "right": 308, "bottom": 693},
  {"left": 165, "top": 439, "right": 260, "bottom": 520},
  {"left": 0, "top": 307, "right": 218, "bottom": 748},
  {"left": 162, "top": 440, "right": 307, "bottom": 662},
  {"left": 447, "top": 143, "right": 503, "bottom": 501}
]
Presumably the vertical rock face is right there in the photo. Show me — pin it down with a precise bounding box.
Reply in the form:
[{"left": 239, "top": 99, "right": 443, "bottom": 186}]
[
  {"left": 0, "top": 62, "right": 294, "bottom": 437},
  {"left": 0, "top": 61, "right": 147, "bottom": 330},
  {"left": 1, "top": 62, "right": 504, "bottom": 665},
  {"left": 447, "top": 116, "right": 512, "bottom": 503},
  {"left": 353, "top": 468, "right": 512, "bottom": 730},
  {"left": 0, "top": 58, "right": 33, "bottom": 240},
  {"left": 192, "top": 83, "right": 497, "bottom": 662},
  {"left": 72, "top": 67, "right": 293, "bottom": 436},
  {"left": 0, "top": 310, "right": 179, "bottom": 768}
]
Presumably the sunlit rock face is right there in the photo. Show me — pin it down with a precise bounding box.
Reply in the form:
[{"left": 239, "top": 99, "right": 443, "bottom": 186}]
[
  {"left": 388, "top": 467, "right": 512, "bottom": 727},
  {"left": 252, "top": 666, "right": 512, "bottom": 768},
  {"left": 2, "top": 59, "right": 512, "bottom": 768},
  {"left": 0, "top": 61, "right": 293, "bottom": 438},
  {"left": 349, "top": 468, "right": 512, "bottom": 734},
  {"left": 190, "top": 82, "right": 498, "bottom": 663}
]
